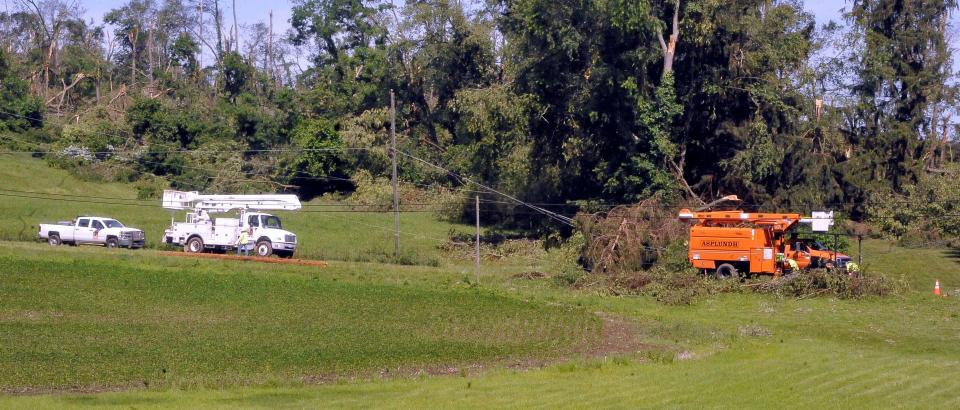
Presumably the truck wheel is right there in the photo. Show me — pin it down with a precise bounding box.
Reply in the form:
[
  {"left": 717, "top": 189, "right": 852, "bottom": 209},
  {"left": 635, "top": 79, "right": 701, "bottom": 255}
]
[
  {"left": 715, "top": 263, "right": 739, "bottom": 279},
  {"left": 255, "top": 240, "right": 273, "bottom": 257},
  {"left": 185, "top": 237, "right": 204, "bottom": 253},
  {"left": 48, "top": 234, "right": 62, "bottom": 246},
  {"left": 106, "top": 238, "right": 119, "bottom": 249}
]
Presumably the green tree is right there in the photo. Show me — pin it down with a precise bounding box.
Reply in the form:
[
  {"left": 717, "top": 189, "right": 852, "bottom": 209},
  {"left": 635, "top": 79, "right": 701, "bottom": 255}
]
[
  {"left": 845, "top": 0, "right": 957, "bottom": 206},
  {"left": 0, "top": 49, "right": 43, "bottom": 132},
  {"left": 281, "top": 118, "right": 351, "bottom": 196}
]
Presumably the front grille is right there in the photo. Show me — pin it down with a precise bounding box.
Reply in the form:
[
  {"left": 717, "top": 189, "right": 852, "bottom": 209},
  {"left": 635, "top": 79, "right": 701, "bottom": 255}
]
[{"left": 285, "top": 234, "right": 296, "bottom": 243}]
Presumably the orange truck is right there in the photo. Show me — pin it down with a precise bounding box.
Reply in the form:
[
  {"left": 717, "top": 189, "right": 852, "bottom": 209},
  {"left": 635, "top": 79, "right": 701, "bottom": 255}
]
[{"left": 677, "top": 208, "right": 842, "bottom": 278}]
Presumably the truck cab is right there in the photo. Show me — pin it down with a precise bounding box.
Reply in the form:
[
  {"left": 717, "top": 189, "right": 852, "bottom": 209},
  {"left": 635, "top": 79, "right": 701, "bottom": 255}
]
[
  {"left": 787, "top": 238, "right": 851, "bottom": 269},
  {"left": 242, "top": 212, "right": 298, "bottom": 257}
]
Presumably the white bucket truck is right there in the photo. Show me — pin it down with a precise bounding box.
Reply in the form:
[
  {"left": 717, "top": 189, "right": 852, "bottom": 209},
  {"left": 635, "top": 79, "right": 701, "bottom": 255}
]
[{"left": 161, "top": 190, "right": 302, "bottom": 257}]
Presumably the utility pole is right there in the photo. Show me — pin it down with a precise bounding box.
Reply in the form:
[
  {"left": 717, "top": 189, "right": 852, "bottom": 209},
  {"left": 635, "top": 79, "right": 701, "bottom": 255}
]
[
  {"left": 391, "top": 90, "right": 400, "bottom": 259},
  {"left": 268, "top": 10, "right": 274, "bottom": 83},
  {"left": 198, "top": 0, "right": 203, "bottom": 69},
  {"left": 475, "top": 195, "right": 480, "bottom": 283}
]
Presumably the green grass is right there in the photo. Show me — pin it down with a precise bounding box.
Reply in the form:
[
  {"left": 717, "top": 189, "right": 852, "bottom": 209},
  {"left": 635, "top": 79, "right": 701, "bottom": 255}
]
[
  {"left": 0, "top": 242, "right": 600, "bottom": 391},
  {"left": 4, "top": 288, "right": 959, "bottom": 408},
  {"left": 4, "top": 153, "right": 960, "bottom": 408},
  {"left": 0, "top": 154, "right": 473, "bottom": 264},
  {"left": 851, "top": 238, "right": 960, "bottom": 291}
]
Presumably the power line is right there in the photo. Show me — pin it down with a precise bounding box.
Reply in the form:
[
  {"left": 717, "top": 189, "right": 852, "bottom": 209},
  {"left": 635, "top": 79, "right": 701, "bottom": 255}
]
[
  {"left": 0, "top": 189, "right": 473, "bottom": 213},
  {"left": 395, "top": 150, "right": 577, "bottom": 227}
]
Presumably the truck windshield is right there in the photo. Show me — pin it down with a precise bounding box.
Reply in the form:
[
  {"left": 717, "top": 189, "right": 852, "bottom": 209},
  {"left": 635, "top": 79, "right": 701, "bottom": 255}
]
[
  {"left": 262, "top": 216, "right": 282, "bottom": 229},
  {"left": 103, "top": 219, "right": 124, "bottom": 228}
]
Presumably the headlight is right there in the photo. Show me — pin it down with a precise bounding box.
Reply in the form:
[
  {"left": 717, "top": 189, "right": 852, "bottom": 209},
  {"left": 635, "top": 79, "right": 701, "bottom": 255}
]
[{"left": 121, "top": 233, "right": 131, "bottom": 238}]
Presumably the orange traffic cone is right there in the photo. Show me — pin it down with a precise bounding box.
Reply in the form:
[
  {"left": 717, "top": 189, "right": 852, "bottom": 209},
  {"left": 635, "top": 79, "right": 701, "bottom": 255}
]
[{"left": 934, "top": 280, "right": 942, "bottom": 296}]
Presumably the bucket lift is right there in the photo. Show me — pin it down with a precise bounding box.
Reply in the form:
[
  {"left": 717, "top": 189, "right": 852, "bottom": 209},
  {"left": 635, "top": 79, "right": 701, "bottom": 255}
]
[
  {"left": 162, "top": 190, "right": 302, "bottom": 213},
  {"left": 161, "top": 190, "right": 302, "bottom": 257}
]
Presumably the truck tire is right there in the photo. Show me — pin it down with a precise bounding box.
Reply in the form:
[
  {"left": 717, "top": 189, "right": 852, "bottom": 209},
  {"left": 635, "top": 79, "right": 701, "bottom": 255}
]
[
  {"left": 106, "top": 237, "right": 119, "bottom": 249},
  {"left": 255, "top": 240, "right": 273, "bottom": 257},
  {"left": 48, "top": 234, "right": 62, "bottom": 246},
  {"left": 715, "top": 263, "right": 739, "bottom": 279},
  {"left": 185, "top": 236, "right": 204, "bottom": 253}
]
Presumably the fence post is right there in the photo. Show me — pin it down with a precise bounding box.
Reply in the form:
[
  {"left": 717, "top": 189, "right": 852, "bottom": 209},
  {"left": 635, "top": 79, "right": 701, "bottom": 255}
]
[
  {"left": 475, "top": 195, "right": 480, "bottom": 283},
  {"left": 390, "top": 90, "right": 400, "bottom": 260}
]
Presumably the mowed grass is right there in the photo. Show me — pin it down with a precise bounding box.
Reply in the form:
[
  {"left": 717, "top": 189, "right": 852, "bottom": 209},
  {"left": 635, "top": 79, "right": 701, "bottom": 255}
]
[
  {"left": 852, "top": 239, "right": 960, "bottom": 291},
  {"left": 0, "top": 154, "right": 472, "bottom": 264},
  {"left": 4, "top": 153, "right": 960, "bottom": 408},
  {"left": 6, "top": 289, "right": 960, "bottom": 408},
  {"left": 0, "top": 243, "right": 601, "bottom": 391}
]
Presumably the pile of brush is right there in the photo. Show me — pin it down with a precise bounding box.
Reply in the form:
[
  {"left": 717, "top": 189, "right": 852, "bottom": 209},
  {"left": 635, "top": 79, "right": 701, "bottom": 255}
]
[{"left": 750, "top": 269, "right": 906, "bottom": 299}]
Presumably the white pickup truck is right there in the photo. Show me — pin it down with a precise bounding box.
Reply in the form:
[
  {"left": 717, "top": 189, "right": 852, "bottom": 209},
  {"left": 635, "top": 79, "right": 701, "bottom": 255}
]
[{"left": 38, "top": 216, "right": 146, "bottom": 249}]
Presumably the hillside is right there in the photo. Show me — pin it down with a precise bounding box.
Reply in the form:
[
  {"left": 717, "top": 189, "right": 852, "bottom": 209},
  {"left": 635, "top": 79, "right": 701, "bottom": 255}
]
[{"left": 0, "top": 154, "right": 474, "bottom": 265}]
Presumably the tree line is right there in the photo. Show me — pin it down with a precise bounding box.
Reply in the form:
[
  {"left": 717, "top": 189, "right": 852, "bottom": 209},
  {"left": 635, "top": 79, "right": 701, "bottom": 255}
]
[{"left": 0, "top": 0, "right": 958, "bottom": 240}]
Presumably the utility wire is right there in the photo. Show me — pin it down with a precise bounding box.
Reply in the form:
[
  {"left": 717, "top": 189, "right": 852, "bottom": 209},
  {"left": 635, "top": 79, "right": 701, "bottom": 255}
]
[{"left": 395, "top": 150, "right": 577, "bottom": 227}]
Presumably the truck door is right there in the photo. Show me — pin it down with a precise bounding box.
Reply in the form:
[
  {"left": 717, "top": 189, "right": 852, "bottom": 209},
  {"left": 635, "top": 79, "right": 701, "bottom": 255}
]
[
  {"left": 790, "top": 241, "right": 813, "bottom": 269},
  {"left": 91, "top": 220, "right": 105, "bottom": 242},
  {"left": 247, "top": 214, "right": 260, "bottom": 237},
  {"left": 75, "top": 218, "right": 95, "bottom": 243}
]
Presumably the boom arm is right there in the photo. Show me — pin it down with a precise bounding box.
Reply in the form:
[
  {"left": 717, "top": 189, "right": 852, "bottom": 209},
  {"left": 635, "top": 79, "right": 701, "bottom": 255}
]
[
  {"left": 162, "top": 190, "right": 302, "bottom": 213},
  {"left": 678, "top": 209, "right": 833, "bottom": 232}
]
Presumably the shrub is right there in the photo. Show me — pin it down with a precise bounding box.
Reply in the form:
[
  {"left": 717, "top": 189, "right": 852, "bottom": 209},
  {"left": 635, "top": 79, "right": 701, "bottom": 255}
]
[
  {"left": 349, "top": 169, "right": 393, "bottom": 209},
  {"left": 752, "top": 269, "right": 906, "bottom": 299},
  {"left": 134, "top": 175, "right": 169, "bottom": 200},
  {"left": 867, "top": 165, "right": 960, "bottom": 246},
  {"left": 548, "top": 232, "right": 587, "bottom": 283}
]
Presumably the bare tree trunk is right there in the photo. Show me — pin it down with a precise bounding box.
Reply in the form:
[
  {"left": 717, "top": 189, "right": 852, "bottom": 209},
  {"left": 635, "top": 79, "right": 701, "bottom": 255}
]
[
  {"left": 199, "top": 0, "right": 204, "bottom": 68},
  {"left": 268, "top": 10, "right": 274, "bottom": 83},
  {"left": 232, "top": 0, "right": 239, "bottom": 54},
  {"left": 653, "top": 0, "right": 701, "bottom": 204},
  {"left": 214, "top": 0, "right": 224, "bottom": 59},
  {"left": 656, "top": 0, "right": 681, "bottom": 77},
  {"left": 21, "top": 0, "right": 51, "bottom": 100},
  {"left": 129, "top": 27, "right": 139, "bottom": 85},
  {"left": 147, "top": 24, "right": 154, "bottom": 81},
  {"left": 44, "top": 32, "right": 60, "bottom": 103},
  {"left": 940, "top": 117, "right": 949, "bottom": 166},
  {"left": 48, "top": 73, "right": 87, "bottom": 111}
]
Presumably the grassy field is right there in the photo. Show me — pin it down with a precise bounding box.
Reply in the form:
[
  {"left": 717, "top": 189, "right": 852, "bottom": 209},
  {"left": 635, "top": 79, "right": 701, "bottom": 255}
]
[
  {"left": 0, "top": 242, "right": 599, "bottom": 392},
  {"left": 3, "top": 251, "right": 959, "bottom": 407},
  {"left": 3, "top": 153, "right": 960, "bottom": 408},
  {"left": 852, "top": 239, "right": 960, "bottom": 291},
  {"left": 0, "top": 154, "right": 473, "bottom": 264}
]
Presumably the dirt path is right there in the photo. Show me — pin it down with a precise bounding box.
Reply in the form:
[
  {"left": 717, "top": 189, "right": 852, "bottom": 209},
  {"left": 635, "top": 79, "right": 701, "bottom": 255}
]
[{"left": 158, "top": 251, "right": 328, "bottom": 267}]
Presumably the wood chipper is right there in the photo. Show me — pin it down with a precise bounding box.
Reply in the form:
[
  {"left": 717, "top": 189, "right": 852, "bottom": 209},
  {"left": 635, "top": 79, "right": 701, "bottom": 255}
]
[{"left": 677, "top": 205, "right": 840, "bottom": 278}]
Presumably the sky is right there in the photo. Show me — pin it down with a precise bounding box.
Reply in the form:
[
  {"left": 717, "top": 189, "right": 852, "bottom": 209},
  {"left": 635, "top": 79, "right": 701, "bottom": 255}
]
[
  {"left": 2, "top": 0, "right": 849, "bottom": 46},
  {"left": 0, "top": 0, "right": 952, "bottom": 76}
]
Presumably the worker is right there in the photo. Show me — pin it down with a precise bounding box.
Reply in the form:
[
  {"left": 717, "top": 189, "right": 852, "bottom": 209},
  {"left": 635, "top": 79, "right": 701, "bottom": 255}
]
[
  {"left": 846, "top": 261, "right": 860, "bottom": 276},
  {"left": 236, "top": 227, "right": 251, "bottom": 256},
  {"left": 787, "top": 258, "right": 800, "bottom": 273},
  {"left": 196, "top": 209, "right": 209, "bottom": 223}
]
